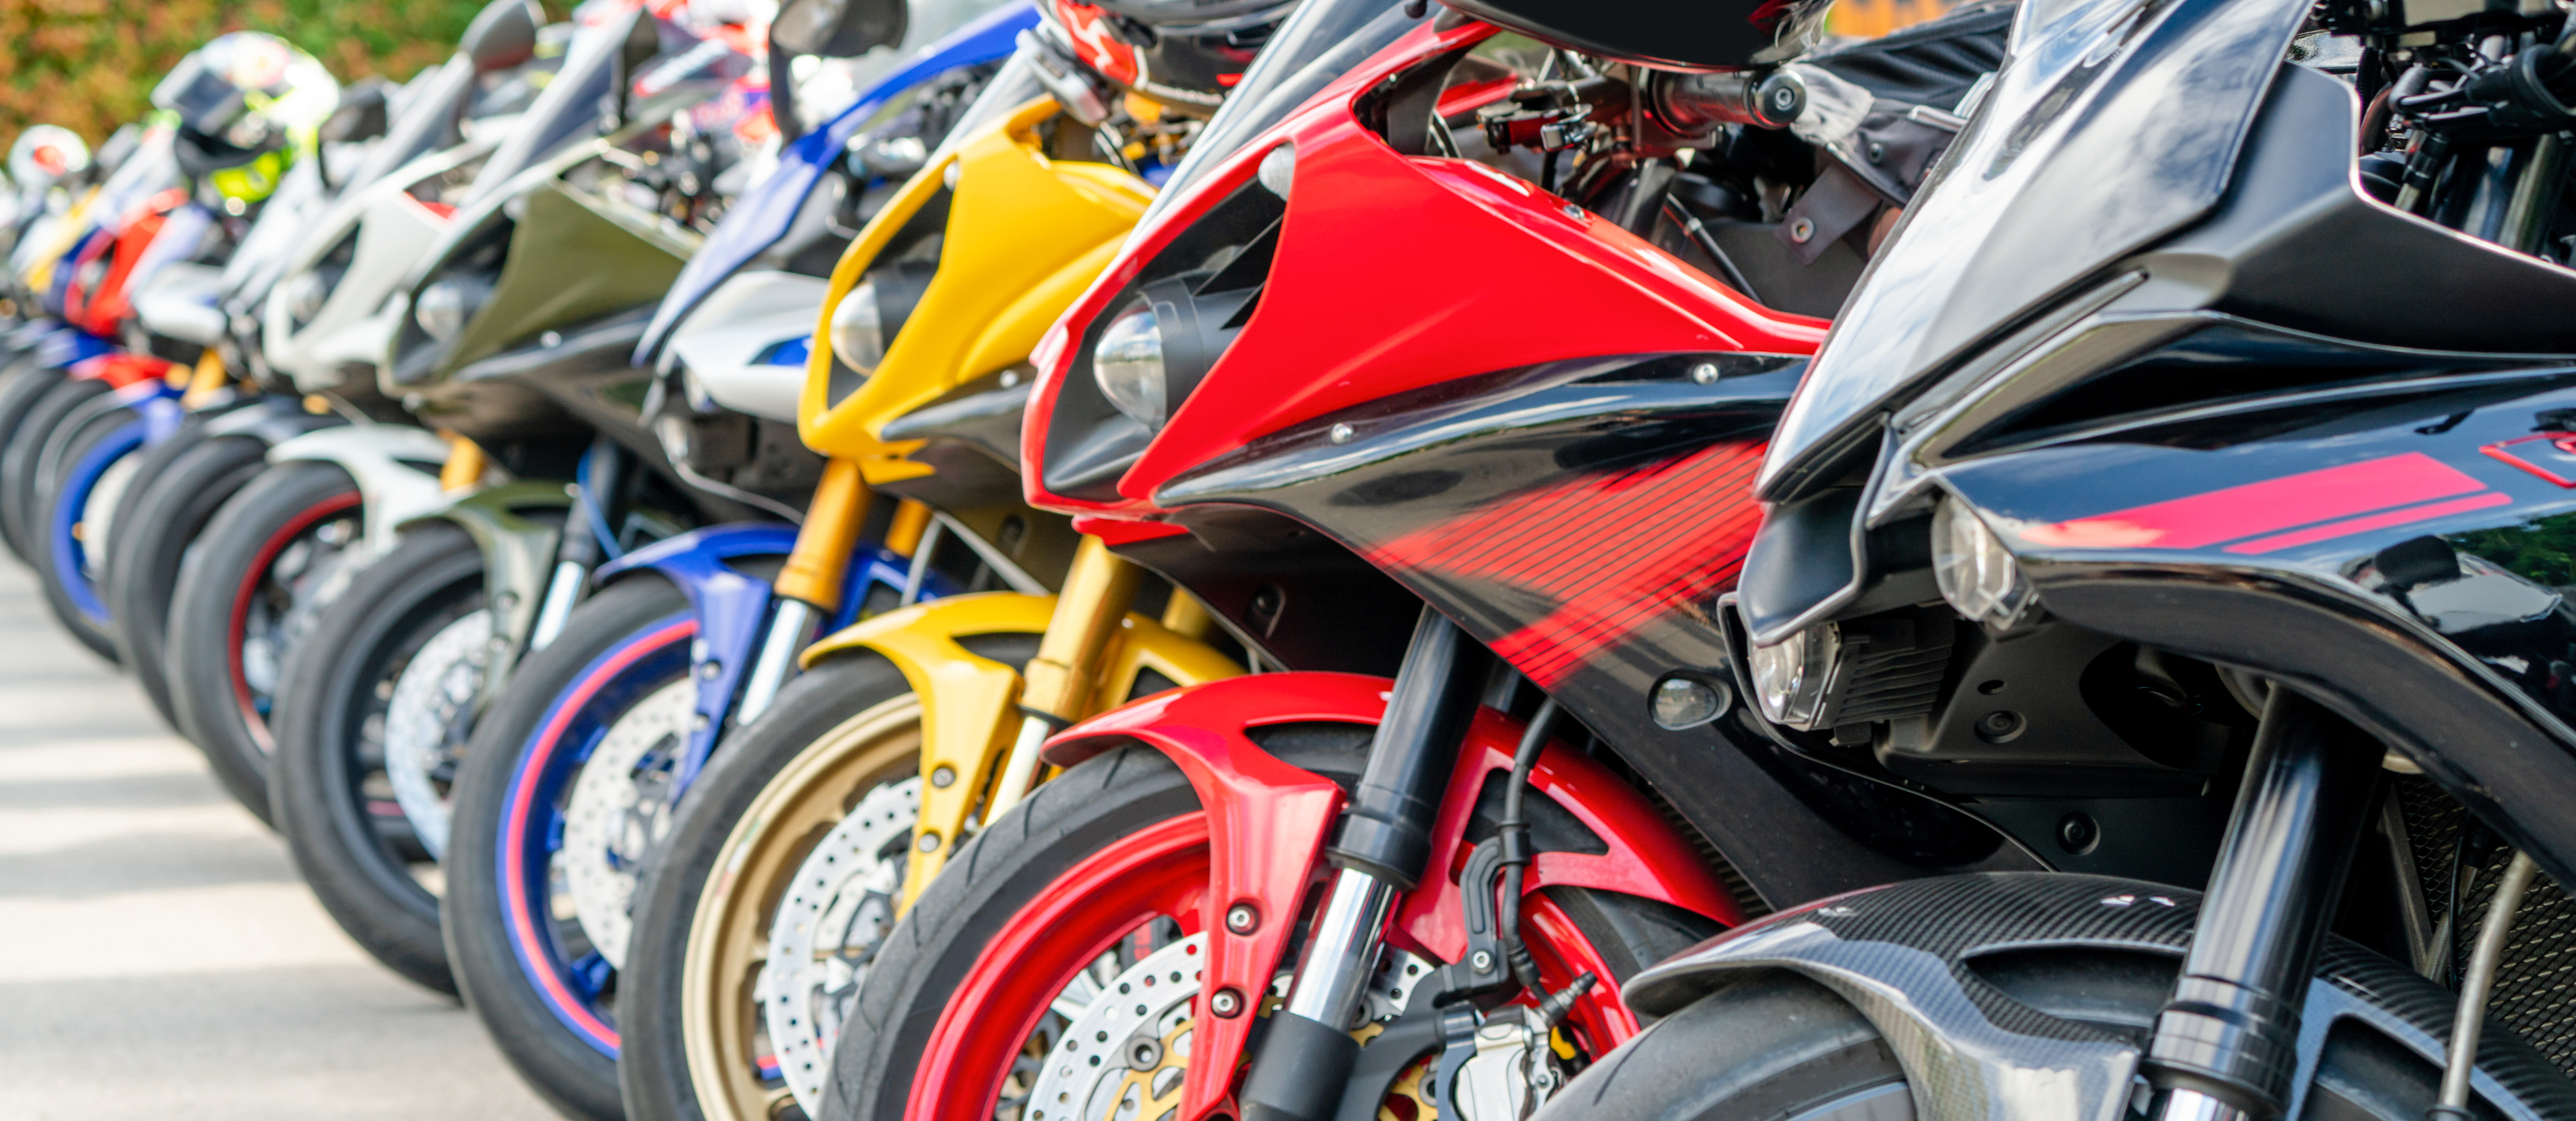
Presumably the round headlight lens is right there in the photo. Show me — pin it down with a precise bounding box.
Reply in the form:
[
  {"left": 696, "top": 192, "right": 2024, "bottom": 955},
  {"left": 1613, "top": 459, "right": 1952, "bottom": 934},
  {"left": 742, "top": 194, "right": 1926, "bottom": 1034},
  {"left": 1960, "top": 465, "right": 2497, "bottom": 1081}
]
[
  {"left": 1749, "top": 622, "right": 1840, "bottom": 730},
  {"left": 415, "top": 279, "right": 474, "bottom": 342},
  {"left": 829, "top": 282, "right": 886, "bottom": 375},
  {"left": 1094, "top": 308, "right": 1166, "bottom": 427}
]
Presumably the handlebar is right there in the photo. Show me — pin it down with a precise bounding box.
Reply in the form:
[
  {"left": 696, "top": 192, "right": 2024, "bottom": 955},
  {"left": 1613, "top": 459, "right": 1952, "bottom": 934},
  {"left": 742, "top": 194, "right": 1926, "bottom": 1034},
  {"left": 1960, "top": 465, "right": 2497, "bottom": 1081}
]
[{"left": 1648, "top": 68, "right": 1808, "bottom": 132}]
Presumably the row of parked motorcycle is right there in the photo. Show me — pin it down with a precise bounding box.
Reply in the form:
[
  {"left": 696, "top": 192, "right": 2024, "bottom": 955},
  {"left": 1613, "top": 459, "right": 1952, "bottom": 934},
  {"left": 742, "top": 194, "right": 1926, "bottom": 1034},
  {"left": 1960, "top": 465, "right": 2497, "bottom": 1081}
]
[{"left": 11, "top": 0, "right": 2576, "bottom": 1116}]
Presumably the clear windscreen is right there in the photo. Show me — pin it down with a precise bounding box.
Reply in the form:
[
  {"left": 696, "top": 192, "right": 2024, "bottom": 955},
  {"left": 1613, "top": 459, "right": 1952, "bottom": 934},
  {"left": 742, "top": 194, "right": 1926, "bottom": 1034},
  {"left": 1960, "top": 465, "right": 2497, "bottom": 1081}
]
[
  {"left": 1146, "top": 0, "right": 1413, "bottom": 216},
  {"left": 1757, "top": 0, "right": 2312, "bottom": 499}
]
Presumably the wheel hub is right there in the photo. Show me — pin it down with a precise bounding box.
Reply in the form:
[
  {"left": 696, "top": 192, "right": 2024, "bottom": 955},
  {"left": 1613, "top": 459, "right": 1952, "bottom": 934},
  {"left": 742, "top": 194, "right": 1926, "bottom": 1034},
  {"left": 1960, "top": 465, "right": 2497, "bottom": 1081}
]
[
  {"left": 759, "top": 776, "right": 919, "bottom": 1111},
  {"left": 382, "top": 608, "right": 492, "bottom": 861},
  {"left": 562, "top": 678, "right": 695, "bottom": 969}
]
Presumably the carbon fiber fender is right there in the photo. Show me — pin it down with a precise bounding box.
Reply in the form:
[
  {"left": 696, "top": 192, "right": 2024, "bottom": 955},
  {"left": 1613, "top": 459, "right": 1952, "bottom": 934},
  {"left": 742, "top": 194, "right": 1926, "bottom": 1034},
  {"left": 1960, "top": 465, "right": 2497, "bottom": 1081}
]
[
  {"left": 799, "top": 592, "right": 1244, "bottom": 895},
  {"left": 398, "top": 479, "right": 571, "bottom": 687},
  {"left": 268, "top": 423, "right": 452, "bottom": 553},
  {"left": 1620, "top": 873, "right": 2576, "bottom": 1121}
]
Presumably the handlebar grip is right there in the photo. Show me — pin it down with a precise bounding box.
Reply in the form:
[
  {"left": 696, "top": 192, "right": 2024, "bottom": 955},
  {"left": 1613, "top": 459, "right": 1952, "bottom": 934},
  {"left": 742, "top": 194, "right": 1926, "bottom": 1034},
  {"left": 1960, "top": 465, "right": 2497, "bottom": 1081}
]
[{"left": 1650, "top": 68, "right": 1808, "bottom": 132}]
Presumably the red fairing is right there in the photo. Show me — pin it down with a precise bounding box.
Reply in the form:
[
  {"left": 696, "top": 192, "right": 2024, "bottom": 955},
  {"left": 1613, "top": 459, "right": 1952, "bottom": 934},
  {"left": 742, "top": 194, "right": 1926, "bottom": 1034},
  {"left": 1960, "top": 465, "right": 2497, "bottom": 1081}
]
[
  {"left": 1028, "top": 672, "right": 1742, "bottom": 1118},
  {"left": 1020, "top": 19, "right": 1828, "bottom": 521}
]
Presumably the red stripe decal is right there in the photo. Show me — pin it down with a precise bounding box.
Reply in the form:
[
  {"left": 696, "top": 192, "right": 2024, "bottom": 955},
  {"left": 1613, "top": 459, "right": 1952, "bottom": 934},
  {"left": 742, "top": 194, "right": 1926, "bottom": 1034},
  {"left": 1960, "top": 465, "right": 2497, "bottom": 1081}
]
[
  {"left": 2021, "top": 452, "right": 2488, "bottom": 550},
  {"left": 2223, "top": 491, "right": 2513, "bottom": 555}
]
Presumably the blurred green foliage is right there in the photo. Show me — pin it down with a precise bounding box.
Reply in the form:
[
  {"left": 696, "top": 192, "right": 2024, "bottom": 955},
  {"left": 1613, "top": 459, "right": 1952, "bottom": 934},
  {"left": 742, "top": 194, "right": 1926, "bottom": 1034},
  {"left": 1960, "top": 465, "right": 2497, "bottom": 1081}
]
[
  {"left": 0, "top": 0, "right": 560, "bottom": 146},
  {"left": 2455, "top": 520, "right": 2576, "bottom": 589}
]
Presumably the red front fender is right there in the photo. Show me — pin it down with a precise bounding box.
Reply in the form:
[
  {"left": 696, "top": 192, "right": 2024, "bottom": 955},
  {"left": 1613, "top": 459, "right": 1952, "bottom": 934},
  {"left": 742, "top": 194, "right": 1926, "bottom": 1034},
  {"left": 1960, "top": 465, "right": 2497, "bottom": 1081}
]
[{"left": 1041, "top": 671, "right": 1742, "bottom": 1119}]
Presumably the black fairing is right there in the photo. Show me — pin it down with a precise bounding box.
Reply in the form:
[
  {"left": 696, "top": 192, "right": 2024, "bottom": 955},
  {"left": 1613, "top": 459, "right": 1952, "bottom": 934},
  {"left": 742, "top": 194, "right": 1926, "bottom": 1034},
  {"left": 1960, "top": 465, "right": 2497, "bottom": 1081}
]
[{"left": 1147, "top": 353, "right": 2084, "bottom": 909}]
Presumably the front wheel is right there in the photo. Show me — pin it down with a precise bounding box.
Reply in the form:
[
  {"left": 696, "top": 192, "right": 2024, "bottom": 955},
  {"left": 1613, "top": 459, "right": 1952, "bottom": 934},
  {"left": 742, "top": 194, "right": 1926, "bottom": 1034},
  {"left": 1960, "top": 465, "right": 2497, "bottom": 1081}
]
[
  {"left": 104, "top": 428, "right": 273, "bottom": 731},
  {"left": 444, "top": 575, "right": 702, "bottom": 1121},
  {"left": 822, "top": 734, "right": 1700, "bottom": 1121},
  {"left": 163, "top": 459, "right": 366, "bottom": 826},
  {"left": 268, "top": 521, "right": 487, "bottom": 994}
]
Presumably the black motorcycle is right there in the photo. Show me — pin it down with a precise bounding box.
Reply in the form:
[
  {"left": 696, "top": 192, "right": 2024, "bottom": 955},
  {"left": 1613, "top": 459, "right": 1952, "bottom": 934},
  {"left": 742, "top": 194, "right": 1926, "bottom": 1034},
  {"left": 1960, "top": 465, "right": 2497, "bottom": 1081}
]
[{"left": 1428, "top": 0, "right": 2576, "bottom": 1116}]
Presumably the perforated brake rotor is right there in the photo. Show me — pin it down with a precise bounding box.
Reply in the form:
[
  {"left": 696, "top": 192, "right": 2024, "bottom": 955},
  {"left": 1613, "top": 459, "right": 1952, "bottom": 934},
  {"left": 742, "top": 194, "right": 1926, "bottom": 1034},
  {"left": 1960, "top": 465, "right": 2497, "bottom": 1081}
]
[
  {"left": 758, "top": 776, "right": 921, "bottom": 1112},
  {"left": 238, "top": 514, "right": 365, "bottom": 724},
  {"left": 561, "top": 677, "right": 695, "bottom": 969},
  {"left": 382, "top": 608, "right": 492, "bottom": 861},
  {"left": 1026, "top": 936, "right": 1432, "bottom": 1121}
]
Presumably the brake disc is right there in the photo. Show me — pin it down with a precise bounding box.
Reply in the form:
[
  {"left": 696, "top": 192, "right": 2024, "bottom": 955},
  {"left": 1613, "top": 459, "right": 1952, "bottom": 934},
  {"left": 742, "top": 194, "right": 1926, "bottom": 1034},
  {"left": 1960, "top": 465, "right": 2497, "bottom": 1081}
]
[
  {"left": 381, "top": 608, "right": 492, "bottom": 861},
  {"left": 758, "top": 776, "right": 921, "bottom": 1111},
  {"left": 561, "top": 677, "right": 694, "bottom": 968},
  {"left": 240, "top": 514, "right": 363, "bottom": 713},
  {"left": 1026, "top": 936, "right": 1431, "bottom": 1121}
]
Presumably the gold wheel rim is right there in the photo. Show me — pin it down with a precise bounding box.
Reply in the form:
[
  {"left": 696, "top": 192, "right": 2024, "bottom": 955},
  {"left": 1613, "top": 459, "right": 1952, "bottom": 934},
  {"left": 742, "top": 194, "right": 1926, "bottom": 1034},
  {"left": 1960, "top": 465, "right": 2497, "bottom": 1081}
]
[{"left": 680, "top": 695, "right": 922, "bottom": 1121}]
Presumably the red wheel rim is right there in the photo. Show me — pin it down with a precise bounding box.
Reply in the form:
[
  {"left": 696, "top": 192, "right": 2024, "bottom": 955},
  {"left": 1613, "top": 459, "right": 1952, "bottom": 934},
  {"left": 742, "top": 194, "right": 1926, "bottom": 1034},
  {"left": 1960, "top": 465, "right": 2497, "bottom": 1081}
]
[{"left": 906, "top": 813, "right": 1643, "bottom": 1121}]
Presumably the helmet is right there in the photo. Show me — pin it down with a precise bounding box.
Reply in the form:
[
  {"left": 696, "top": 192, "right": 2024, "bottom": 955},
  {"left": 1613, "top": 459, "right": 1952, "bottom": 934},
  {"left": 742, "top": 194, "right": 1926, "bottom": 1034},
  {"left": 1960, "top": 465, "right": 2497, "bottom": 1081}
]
[
  {"left": 1042, "top": 0, "right": 1292, "bottom": 112},
  {"left": 150, "top": 32, "right": 339, "bottom": 209},
  {"left": 8, "top": 126, "right": 91, "bottom": 191}
]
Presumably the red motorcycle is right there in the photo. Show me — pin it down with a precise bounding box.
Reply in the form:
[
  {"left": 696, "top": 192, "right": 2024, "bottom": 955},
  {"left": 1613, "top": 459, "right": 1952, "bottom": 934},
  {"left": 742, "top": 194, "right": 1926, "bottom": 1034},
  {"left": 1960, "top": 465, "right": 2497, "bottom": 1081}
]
[{"left": 822, "top": 1, "right": 2010, "bottom": 1118}]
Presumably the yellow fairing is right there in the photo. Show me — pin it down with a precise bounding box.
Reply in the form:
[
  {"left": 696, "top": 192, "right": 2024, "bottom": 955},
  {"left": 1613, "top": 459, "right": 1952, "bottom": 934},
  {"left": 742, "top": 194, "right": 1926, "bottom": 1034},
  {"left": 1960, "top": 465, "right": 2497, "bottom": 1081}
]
[
  {"left": 799, "top": 592, "right": 1243, "bottom": 903},
  {"left": 22, "top": 187, "right": 100, "bottom": 294},
  {"left": 798, "top": 97, "right": 1153, "bottom": 482}
]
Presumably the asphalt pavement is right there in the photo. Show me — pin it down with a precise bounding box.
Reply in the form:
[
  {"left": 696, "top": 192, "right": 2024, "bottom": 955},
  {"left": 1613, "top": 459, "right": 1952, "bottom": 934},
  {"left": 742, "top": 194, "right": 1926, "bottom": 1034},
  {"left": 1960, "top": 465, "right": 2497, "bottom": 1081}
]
[{"left": 0, "top": 559, "right": 557, "bottom": 1119}]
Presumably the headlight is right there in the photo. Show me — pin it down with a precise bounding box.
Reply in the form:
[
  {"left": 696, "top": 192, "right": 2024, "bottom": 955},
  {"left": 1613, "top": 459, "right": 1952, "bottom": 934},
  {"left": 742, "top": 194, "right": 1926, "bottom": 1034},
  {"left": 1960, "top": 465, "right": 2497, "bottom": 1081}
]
[
  {"left": 1933, "top": 497, "right": 2040, "bottom": 629},
  {"left": 1093, "top": 308, "right": 1167, "bottom": 427},
  {"left": 1750, "top": 622, "right": 1840, "bottom": 730},
  {"left": 829, "top": 282, "right": 886, "bottom": 375},
  {"left": 415, "top": 278, "right": 480, "bottom": 342},
  {"left": 284, "top": 270, "right": 328, "bottom": 325}
]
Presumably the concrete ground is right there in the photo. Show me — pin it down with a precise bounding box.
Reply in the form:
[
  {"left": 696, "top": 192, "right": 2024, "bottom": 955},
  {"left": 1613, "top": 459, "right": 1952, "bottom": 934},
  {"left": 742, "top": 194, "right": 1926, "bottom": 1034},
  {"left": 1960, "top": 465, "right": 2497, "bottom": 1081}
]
[{"left": 0, "top": 561, "right": 557, "bottom": 1119}]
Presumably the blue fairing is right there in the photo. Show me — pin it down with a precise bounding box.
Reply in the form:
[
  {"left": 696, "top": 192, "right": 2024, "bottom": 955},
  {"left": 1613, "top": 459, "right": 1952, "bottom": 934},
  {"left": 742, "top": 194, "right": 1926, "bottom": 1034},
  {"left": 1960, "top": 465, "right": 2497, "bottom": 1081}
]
[{"left": 633, "top": 1, "right": 1038, "bottom": 365}]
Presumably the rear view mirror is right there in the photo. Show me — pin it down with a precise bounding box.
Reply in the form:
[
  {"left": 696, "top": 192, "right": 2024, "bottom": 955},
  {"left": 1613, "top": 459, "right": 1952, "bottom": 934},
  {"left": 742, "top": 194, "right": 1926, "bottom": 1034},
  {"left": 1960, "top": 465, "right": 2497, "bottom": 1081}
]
[
  {"left": 319, "top": 78, "right": 392, "bottom": 143},
  {"left": 461, "top": 0, "right": 542, "bottom": 73},
  {"left": 773, "top": 0, "right": 907, "bottom": 59}
]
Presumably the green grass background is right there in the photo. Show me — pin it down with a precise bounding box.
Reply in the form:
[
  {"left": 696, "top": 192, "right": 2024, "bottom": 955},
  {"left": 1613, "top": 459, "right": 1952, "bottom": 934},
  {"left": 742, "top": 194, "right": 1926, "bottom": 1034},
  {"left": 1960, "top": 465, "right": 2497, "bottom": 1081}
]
[{"left": 0, "top": 0, "right": 562, "bottom": 145}]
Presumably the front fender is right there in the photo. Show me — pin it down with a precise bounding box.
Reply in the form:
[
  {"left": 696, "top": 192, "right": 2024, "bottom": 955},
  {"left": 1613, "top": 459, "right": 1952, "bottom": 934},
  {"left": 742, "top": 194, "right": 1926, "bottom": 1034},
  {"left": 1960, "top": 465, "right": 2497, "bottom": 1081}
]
[
  {"left": 268, "top": 424, "right": 453, "bottom": 553},
  {"left": 1620, "top": 873, "right": 2562, "bottom": 1121},
  {"left": 200, "top": 395, "right": 345, "bottom": 446},
  {"left": 400, "top": 479, "right": 571, "bottom": 684},
  {"left": 802, "top": 591, "right": 1244, "bottom": 897},
  {"left": 1039, "top": 672, "right": 1744, "bottom": 1121}
]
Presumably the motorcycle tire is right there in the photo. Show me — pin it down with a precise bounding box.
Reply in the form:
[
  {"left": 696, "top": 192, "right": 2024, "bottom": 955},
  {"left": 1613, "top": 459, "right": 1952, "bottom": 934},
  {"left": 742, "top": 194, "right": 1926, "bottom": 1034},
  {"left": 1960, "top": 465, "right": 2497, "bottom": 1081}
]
[
  {"left": 163, "top": 461, "right": 365, "bottom": 827},
  {"left": 617, "top": 637, "right": 1037, "bottom": 1121},
  {"left": 822, "top": 732, "right": 1710, "bottom": 1121},
  {"left": 103, "top": 428, "right": 271, "bottom": 730},
  {"left": 271, "top": 521, "right": 489, "bottom": 995},
  {"left": 0, "top": 359, "right": 64, "bottom": 562},
  {"left": 444, "top": 575, "right": 707, "bottom": 1121},
  {"left": 29, "top": 394, "right": 148, "bottom": 662},
  {"left": 1, "top": 375, "right": 108, "bottom": 576},
  {"left": 1532, "top": 938, "right": 2576, "bottom": 1121}
]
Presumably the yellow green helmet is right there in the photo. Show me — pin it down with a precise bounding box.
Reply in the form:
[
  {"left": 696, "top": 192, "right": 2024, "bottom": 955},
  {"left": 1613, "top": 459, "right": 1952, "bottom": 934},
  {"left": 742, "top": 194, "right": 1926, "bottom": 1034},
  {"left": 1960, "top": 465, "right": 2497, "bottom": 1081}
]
[{"left": 150, "top": 31, "right": 339, "bottom": 210}]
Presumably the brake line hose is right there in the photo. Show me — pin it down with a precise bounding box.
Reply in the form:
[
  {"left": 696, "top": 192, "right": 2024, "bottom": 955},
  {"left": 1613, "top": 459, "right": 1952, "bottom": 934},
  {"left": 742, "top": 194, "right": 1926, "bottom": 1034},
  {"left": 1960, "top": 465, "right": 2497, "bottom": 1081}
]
[{"left": 2430, "top": 849, "right": 2540, "bottom": 1120}]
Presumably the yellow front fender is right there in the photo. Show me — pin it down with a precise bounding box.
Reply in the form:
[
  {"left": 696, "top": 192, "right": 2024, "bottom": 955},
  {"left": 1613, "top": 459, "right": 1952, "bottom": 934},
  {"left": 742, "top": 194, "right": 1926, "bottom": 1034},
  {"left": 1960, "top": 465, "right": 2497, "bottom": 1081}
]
[{"left": 799, "top": 591, "right": 1243, "bottom": 903}]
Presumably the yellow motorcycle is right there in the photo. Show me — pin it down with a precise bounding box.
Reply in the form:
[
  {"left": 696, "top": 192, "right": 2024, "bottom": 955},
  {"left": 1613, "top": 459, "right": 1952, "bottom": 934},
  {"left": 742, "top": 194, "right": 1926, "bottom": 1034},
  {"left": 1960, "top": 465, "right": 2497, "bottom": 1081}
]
[{"left": 614, "top": 72, "right": 1244, "bottom": 1121}]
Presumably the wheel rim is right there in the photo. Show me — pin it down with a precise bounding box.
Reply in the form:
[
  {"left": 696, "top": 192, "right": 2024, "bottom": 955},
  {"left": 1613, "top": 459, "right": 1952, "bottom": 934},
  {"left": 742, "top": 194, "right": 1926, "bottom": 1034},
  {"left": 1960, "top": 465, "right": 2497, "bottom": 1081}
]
[
  {"left": 496, "top": 613, "right": 695, "bottom": 1057},
  {"left": 678, "top": 695, "right": 923, "bottom": 1121},
  {"left": 382, "top": 608, "right": 493, "bottom": 861},
  {"left": 908, "top": 815, "right": 1640, "bottom": 1121},
  {"left": 227, "top": 490, "right": 363, "bottom": 752},
  {"left": 52, "top": 420, "right": 142, "bottom": 623}
]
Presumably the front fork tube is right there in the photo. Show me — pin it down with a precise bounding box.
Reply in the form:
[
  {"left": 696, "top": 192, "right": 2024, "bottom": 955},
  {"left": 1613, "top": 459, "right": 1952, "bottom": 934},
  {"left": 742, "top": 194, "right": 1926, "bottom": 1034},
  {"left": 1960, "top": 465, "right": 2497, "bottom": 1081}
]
[
  {"left": 985, "top": 535, "right": 1144, "bottom": 819},
  {"left": 1243, "top": 608, "right": 1488, "bottom": 1121},
  {"left": 2143, "top": 688, "right": 2379, "bottom": 1120}
]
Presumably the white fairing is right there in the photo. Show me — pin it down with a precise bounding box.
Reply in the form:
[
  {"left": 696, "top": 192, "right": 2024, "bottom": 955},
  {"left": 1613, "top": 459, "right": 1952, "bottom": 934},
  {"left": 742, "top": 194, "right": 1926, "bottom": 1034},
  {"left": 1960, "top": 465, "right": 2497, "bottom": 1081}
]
[
  {"left": 131, "top": 260, "right": 229, "bottom": 346},
  {"left": 262, "top": 141, "right": 494, "bottom": 392},
  {"left": 667, "top": 270, "right": 829, "bottom": 423}
]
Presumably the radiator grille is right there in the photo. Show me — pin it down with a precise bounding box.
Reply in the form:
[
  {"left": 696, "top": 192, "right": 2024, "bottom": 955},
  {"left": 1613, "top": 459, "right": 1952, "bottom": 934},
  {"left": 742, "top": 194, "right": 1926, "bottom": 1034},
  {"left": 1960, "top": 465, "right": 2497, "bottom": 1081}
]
[{"left": 2393, "top": 776, "right": 2576, "bottom": 1080}]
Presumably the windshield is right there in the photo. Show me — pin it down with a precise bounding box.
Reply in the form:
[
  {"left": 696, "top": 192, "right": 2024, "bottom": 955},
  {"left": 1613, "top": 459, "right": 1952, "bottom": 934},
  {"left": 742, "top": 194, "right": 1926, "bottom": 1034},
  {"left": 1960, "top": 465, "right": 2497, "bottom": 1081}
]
[
  {"left": 1147, "top": 0, "right": 1411, "bottom": 213},
  {"left": 1755, "top": 0, "right": 2312, "bottom": 500}
]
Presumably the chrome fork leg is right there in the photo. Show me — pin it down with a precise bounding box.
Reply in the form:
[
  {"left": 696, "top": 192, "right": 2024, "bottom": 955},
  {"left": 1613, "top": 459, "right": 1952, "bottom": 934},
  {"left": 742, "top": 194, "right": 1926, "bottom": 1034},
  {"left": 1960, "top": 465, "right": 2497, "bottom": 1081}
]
[
  {"left": 734, "top": 597, "right": 818, "bottom": 724},
  {"left": 1242, "top": 608, "right": 1488, "bottom": 1121}
]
